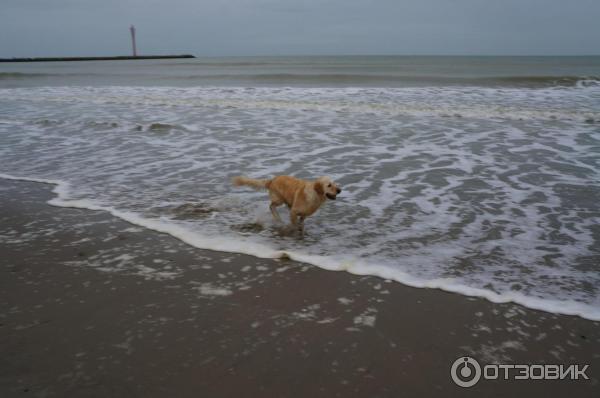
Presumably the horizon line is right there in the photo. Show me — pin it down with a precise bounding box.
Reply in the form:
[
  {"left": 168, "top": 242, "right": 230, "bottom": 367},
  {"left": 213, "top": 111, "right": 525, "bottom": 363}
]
[{"left": 2, "top": 53, "right": 600, "bottom": 59}]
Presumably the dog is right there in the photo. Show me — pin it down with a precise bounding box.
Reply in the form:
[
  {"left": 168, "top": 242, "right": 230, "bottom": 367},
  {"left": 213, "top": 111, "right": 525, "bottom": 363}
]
[{"left": 232, "top": 175, "right": 341, "bottom": 231}]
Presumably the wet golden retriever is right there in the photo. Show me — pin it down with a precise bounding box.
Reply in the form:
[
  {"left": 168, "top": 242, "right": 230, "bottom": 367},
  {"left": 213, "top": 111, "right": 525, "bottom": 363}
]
[{"left": 232, "top": 175, "right": 341, "bottom": 231}]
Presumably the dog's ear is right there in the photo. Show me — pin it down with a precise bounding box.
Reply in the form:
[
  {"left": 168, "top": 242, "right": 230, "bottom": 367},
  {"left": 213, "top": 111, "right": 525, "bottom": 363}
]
[{"left": 314, "top": 181, "right": 324, "bottom": 195}]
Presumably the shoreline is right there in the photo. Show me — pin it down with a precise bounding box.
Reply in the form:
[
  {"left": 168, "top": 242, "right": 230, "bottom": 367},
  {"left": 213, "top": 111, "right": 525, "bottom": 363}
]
[
  {"left": 1, "top": 173, "right": 598, "bottom": 322},
  {"left": 1, "top": 177, "right": 599, "bottom": 397}
]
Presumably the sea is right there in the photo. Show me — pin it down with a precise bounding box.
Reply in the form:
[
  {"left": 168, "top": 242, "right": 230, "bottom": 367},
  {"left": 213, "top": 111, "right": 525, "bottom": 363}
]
[{"left": 1, "top": 56, "right": 599, "bottom": 319}]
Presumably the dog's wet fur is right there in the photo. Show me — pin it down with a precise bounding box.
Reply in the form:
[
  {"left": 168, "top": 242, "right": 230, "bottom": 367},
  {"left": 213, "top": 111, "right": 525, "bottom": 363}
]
[{"left": 232, "top": 175, "right": 341, "bottom": 232}]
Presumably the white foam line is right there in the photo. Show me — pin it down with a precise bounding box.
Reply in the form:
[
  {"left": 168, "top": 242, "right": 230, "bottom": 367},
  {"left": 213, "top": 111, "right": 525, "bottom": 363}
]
[
  {"left": 4, "top": 86, "right": 600, "bottom": 123},
  {"left": 2, "top": 172, "right": 600, "bottom": 322},
  {"left": 0, "top": 173, "right": 64, "bottom": 186}
]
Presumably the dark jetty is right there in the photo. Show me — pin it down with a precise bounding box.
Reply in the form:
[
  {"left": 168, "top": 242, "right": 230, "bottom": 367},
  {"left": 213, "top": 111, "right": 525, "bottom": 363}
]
[{"left": 0, "top": 55, "right": 195, "bottom": 62}]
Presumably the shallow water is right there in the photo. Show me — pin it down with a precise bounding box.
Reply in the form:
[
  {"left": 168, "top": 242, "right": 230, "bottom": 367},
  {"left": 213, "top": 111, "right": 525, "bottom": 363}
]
[{"left": 1, "top": 57, "right": 600, "bottom": 319}]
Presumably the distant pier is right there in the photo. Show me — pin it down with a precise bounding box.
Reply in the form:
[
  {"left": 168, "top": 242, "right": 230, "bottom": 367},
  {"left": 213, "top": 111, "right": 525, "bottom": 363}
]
[{"left": 0, "top": 55, "right": 195, "bottom": 63}]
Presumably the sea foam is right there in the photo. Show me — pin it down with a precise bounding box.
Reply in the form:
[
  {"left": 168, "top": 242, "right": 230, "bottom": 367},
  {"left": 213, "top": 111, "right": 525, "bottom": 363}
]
[
  {"left": 2, "top": 172, "right": 600, "bottom": 321},
  {"left": 1, "top": 84, "right": 599, "bottom": 320}
]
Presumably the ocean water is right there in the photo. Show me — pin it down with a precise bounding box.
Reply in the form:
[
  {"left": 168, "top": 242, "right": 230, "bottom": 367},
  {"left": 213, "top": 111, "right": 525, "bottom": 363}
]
[{"left": 1, "top": 56, "right": 600, "bottom": 319}]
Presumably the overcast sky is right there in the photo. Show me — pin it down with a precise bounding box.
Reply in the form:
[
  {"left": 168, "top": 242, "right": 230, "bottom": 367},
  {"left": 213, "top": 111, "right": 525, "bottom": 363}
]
[{"left": 1, "top": 0, "right": 599, "bottom": 57}]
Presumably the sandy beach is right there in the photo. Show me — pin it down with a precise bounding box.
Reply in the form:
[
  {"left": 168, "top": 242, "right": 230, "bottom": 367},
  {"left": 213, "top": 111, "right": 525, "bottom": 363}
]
[{"left": 1, "top": 178, "right": 599, "bottom": 397}]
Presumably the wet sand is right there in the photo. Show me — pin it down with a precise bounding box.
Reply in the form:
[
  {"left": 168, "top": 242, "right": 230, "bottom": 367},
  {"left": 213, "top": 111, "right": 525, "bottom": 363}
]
[{"left": 1, "top": 178, "right": 599, "bottom": 397}]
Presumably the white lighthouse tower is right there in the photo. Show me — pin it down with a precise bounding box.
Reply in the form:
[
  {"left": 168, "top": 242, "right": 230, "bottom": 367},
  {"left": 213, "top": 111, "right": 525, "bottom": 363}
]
[{"left": 130, "top": 25, "right": 137, "bottom": 57}]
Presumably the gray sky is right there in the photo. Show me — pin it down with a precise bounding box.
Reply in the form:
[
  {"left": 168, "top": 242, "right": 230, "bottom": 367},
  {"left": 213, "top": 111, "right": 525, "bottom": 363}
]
[{"left": 1, "top": 0, "right": 599, "bottom": 57}]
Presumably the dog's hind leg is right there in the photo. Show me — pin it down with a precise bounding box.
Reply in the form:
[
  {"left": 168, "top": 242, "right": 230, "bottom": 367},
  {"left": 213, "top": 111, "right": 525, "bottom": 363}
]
[
  {"left": 269, "top": 202, "right": 283, "bottom": 223},
  {"left": 290, "top": 210, "right": 305, "bottom": 233},
  {"left": 289, "top": 210, "right": 297, "bottom": 226},
  {"left": 269, "top": 192, "right": 284, "bottom": 223}
]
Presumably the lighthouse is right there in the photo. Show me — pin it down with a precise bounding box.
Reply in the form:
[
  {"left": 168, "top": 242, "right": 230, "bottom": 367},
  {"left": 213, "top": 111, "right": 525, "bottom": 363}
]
[{"left": 130, "top": 25, "right": 137, "bottom": 57}]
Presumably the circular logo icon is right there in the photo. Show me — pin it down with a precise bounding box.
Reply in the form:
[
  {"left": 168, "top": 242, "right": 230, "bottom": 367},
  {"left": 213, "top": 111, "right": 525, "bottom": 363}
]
[{"left": 451, "top": 356, "right": 481, "bottom": 388}]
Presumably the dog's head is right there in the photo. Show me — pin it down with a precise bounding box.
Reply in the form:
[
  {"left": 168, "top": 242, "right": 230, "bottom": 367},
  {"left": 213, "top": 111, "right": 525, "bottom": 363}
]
[{"left": 315, "top": 176, "right": 342, "bottom": 200}]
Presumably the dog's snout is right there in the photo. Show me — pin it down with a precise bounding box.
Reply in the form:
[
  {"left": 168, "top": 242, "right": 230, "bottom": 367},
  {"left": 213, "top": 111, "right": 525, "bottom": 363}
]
[{"left": 336, "top": 187, "right": 342, "bottom": 194}]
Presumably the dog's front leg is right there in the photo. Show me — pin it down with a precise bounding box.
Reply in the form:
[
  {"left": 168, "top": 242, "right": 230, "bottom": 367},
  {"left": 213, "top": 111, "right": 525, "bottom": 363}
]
[
  {"left": 297, "top": 215, "right": 305, "bottom": 234},
  {"left": 289, "top": 210, "right": 298, "bottom": 227}
]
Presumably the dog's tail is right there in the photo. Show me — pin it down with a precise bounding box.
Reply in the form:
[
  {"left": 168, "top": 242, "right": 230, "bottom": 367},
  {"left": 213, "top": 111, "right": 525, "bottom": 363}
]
[{"left": 232, "top": 176, "right": 271, "bottom": 190}]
